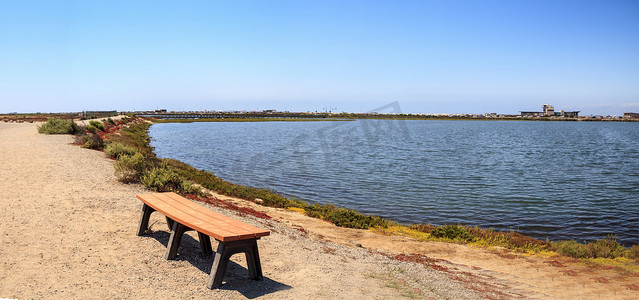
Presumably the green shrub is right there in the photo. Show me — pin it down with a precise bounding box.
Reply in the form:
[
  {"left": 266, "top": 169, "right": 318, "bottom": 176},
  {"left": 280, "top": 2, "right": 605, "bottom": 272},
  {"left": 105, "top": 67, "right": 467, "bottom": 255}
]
[
  {"left": 38, "top": 118, "right": 78, "bottom": 134},
  {"left": 431, "top": 225, "right": 475, "bottom": 242},
  {"left": 114, "top": 152, "right": 147, "bottom": 183},
  {"left": 163, "top": 158, "right": 304, "bottom": 208},
  {"left": 106, "top": 118, "right": 116, "bottom": 125},
  {"left": 553, "top": 240, "right": 590, "bottom": 258},
  {"left": 81, "top": 134, "right": 105, "bottom": 150},
  {"left": 468, "top": 227, "right": 552, "bottom": 250},
  {"left": 140, "top": 165, "right": 201, "bottom": 194},
  {"left": 587, "top": 236, "right": 626, "bottom": 258},
  {"left": 628, "top": 244, "right": 639, "bottom": 259},
  {"left": 85, "top": 124, "right": 97, "bottom": 133},
  {"left": 304, "top": 203, "right": 388, "bottom": 229},
  {"left": 89, "top": 120, "right": 105, "bottom": 131},
  {"left": 104, "top": 142, "right": 138, "bottom": 159},
  {"left": 106, "top": 122, "right": 154, "bottom": 157},
  {"left": 553, "top": 236, "right": 627, "bottom": 259},
  {"left": 409, "top": 224, "right": 437, "bottom": 233},
  {"left": 73, "top": 130, "right": 104, "bottom": 150},
  {"left": 73, "top": 132, "right": 88, "bottom": 145}
]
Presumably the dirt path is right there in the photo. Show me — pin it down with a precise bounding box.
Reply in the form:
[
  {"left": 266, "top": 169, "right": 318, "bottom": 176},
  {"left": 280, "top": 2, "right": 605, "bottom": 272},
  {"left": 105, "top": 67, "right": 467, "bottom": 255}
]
[{"left": 0, "top": 122, "right": 482, "bottom": 299}]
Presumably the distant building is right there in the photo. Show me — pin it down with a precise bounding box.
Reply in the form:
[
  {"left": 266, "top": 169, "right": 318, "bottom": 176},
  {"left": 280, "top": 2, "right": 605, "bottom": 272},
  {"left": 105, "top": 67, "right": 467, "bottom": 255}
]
[
  {"left": 520, "top": 104, "right": 579, "bottom": 118},
  {"left": 624, "top": 112, "right": 639, "bottom": 119},
  {"left": 520, "top": 111, "right": 541, "bottom": 117},
  {"left": 562, "top": 111, "right": 580, "bottom": 117},
  {"left": 542, "top": 104, "right": 555, "bottom": 116}
]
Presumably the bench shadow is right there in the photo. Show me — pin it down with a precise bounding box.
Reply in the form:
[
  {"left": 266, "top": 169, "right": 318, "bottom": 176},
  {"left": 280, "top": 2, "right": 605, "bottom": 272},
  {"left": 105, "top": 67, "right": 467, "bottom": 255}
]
[{"left": 145, "top": 231, "right": 292, "bottom": 298}]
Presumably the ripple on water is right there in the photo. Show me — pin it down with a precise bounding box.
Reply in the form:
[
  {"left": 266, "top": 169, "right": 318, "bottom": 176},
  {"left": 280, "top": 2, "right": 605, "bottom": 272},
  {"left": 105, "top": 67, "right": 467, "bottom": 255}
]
[{"left": 150, "top": 120, "right": 639, "bottom": 246}]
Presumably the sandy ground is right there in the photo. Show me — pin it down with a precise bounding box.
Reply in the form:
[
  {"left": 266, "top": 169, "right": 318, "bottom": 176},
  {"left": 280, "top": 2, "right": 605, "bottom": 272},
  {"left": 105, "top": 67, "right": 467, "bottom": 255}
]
[{"left": 1, "top": 122, "right": 637, "bottom": 299}]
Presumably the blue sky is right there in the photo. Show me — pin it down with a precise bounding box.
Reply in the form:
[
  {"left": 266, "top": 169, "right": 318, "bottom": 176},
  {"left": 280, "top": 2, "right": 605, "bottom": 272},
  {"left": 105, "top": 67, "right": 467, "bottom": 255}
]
[{"left": 1, "top": 1, "right": 638, "bottom": 115}]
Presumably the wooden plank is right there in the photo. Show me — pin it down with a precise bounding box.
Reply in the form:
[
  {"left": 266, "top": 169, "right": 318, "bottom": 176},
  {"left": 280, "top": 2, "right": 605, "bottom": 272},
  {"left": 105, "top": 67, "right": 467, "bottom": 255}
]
[
  {"left": 162, "top": 193, "right": 269, "bottom": 237},
  {"left": 157, "top": 193, "right": 268, "bottom": 238},
  {"left": 151, "top": 193, "right": 257, "bottom": 240},
  {"left": 138, "top": 194, "right": 239, "bottom": 241},
  {"left": 139, "top": 194, "right": 239, "bottom": 241},
  {"left": 136, "top": 193, "right": 270, "bottom": 242}
]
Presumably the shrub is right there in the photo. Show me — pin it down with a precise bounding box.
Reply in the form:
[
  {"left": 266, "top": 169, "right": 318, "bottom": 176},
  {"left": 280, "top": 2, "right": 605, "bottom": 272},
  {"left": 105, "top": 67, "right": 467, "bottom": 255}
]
[
  {"left": 81, "top": 134, "right": 104, "bottom": 150},
  {"left": 586, "top": 236, "right": 626, "bottom": 258},
  {"left": 85, "top": 124, "right": 97, "bottom": 133},
  {"left": 104, "top": 142, "right": 138, "bottom": 159},
  {"left": 73, "top": 129, "right": 104, "bottom": 150},
  {"left": 38, "top": 118, "right": 78, "bottom": 134},
  {"left": 431, "top": 225, "right": 475, "bottom": 242},
  {"left": 106, "top": 122, "right": 154, "bottom": 157},
  {"left": 629, "top": 244, "right": 639, "bottom": 259},
  {"left": 553, "top": 240, "right": 590, "bottom": 258},
  {"left": 409, "top": 224, "right": 436, "bottom": 233},
  {"left": 114, "top": 152, "right": 147, "bottom": 183},
  {"left": 163, "top": 158, "right": 304, "bottom": 208},
  {"left": 468, "top": 227, "right": 551, "bottom": 250},
  {"left": 75, "top": 124, "right": 87, "bottom": 133},
  {"left": 106, "top": 118, "right": 116, "bottom": 125},
  {"left": 89, "top": 120, "right": 105, "bottom": 131},
  {"left": 553, "top": 236, "right": 627, "bottom": 259},
  {"left": 140, "top": 165, "right": 201, "bottom": 194},
  {"left": 304, "top": 203, "right": 388, "bottom": 229},
  {"left": 73, "top": 132, "right": 88, "bottom": 145}
]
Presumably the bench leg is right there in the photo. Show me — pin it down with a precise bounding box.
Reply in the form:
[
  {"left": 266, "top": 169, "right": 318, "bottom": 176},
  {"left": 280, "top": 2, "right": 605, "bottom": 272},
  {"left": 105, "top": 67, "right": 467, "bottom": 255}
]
[
  {"left": 198, "top": 232, "right": 213, "bottom": 255},
  {"left": 166, "top": 217, "right": 175, "bottom": 231},
  {"left": 165, "top": 222, "right": 190, "bottom": 260},
  {"left": 208, "top": 242, "right": 231, "bottom": 289},
  {"left": 207, "top": 239, "right": 263, "bottom": 289},
  {"left": 137, "top": 204, "right": 156, "bottom": 236},
  {"left": 163, "top": 220, "right": 212, "bottom": 259},
  {"left": 245, "top": 239, "right": 263, "bottom": 281}
]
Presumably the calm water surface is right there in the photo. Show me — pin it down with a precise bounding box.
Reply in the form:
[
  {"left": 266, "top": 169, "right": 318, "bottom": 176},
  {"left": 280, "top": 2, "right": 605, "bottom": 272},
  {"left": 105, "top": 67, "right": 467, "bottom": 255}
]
[{"left": 150, "top": 120, "right": 639, "bottom": 245}]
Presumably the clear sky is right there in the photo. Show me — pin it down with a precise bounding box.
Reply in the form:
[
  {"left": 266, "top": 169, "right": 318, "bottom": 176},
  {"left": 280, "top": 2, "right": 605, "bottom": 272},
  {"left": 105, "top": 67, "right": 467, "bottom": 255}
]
[{"left": 1, "top": 0, "right": 638, "bottom": 115}]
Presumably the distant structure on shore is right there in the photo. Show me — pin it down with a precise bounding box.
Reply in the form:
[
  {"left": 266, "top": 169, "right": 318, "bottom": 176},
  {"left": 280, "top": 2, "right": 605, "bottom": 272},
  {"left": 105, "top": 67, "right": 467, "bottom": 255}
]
[
  {"left": 520, "top": 104, "right": 579, "bottom": 118},
  {"left": 124, "top": 107, "right": 638, "bottom": 121},
  {"left": 624, "top": 112, "right": 639, "bottom": 119},
  {"left": 80, "top": 110, "right": 118, "bottom": 119}
]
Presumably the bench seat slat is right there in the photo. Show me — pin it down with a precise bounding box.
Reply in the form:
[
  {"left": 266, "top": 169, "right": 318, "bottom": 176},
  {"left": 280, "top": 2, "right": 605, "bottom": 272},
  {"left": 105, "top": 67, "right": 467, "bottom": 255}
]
[
  {"left": 136, "top": 192, "right": 270, "bottom": 242},
  {"left": 162, "top": 193, "right": 269, "bottom": 238},
  {"left": 139, "top": 194, "right": 240, "bottom": 241},
  {"left": 152, "top": 193, "right": 256, "bottom": 234},
  {"left": 142, "top": 194, "right": 246, "bottom": 241},
  {"left": 151, "top": 193, "right": 263, "bottom": 240}
]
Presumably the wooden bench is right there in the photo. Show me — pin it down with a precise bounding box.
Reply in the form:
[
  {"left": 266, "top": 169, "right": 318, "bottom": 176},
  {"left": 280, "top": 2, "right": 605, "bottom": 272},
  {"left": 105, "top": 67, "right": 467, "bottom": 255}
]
[{"left": 136, "top": 192, "right": 270, "bottom": 289}]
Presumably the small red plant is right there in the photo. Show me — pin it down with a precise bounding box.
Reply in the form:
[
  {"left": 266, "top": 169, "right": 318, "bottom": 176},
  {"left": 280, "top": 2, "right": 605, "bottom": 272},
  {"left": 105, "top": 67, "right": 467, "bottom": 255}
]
[
  {"left": 184, "top": 194, "right": 273, "bottom": 220},
  {"left": 294, "top": 227, "right": 308, "bottom": 234},
  {"left": 592, "top": 276, "right": 612, "bottom": 284},
  {"left": 544, "top": 260, "right": 567, "bottom": 268}
]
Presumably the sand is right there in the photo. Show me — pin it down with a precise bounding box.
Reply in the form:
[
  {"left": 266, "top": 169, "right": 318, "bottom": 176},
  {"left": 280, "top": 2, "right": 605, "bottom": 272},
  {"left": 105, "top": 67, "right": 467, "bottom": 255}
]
[{"left": 0, "top": 121, "right": 637, "bottom": 299}]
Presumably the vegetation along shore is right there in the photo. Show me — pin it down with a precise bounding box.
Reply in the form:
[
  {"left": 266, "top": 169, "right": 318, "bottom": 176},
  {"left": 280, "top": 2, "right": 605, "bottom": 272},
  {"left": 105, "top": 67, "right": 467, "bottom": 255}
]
[{"left": 38, "top": 117, "right": 639, "bottom": 266}]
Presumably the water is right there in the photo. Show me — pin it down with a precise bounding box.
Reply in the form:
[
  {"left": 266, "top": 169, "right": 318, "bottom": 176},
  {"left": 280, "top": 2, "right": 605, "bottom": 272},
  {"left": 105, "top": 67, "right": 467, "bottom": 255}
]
[{"left": 149, "top": 120, "right": 639, "bottom": 246}]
